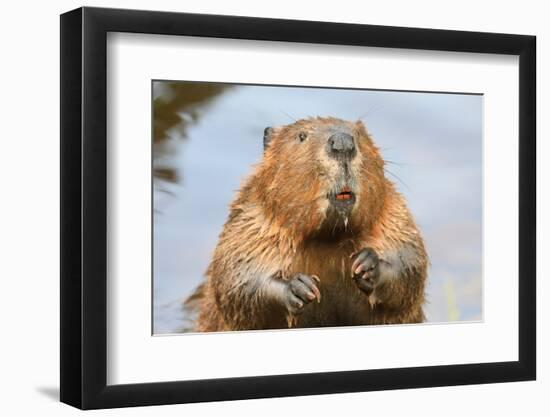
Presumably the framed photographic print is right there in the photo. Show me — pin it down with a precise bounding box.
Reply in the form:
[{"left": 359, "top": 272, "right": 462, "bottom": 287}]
[{"left": 60, "top": 6, "right": 536, "bottom": 409}]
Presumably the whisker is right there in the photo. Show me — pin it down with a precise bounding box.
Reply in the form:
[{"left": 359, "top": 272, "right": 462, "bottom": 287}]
[
  {"left": 279, "top": 110, "right": 297, "bottom": 122},
  {"left": 384, "top": 168, "right": 410, "bottom": 190},
  {"left": 358, "top": 103, "right": 384, "bottom": 121},
  {"left": 383, "top": 159, "right": 406, "bottom": 167}
]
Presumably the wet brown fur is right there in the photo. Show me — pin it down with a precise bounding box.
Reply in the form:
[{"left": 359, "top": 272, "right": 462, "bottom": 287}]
[{"left": 190, "top": 117, "right": 428, "bottom": 331}]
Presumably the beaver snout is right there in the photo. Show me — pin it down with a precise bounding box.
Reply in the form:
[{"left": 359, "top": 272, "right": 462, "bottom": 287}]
[{"left": 327, "top": 132, "right": 356, "bottom": 160}]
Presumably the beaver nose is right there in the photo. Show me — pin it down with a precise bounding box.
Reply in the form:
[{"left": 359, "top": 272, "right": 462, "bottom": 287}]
[{"left": 328, "top": 133, "right": 356, "bottom": 159}]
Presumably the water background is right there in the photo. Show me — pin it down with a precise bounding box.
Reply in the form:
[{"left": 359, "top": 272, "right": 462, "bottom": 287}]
[{"left": 153, "top": 82, "right": 482, "bottom": 334}]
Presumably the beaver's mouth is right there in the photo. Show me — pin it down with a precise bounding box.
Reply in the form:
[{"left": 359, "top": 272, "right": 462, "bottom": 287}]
[
  {"left": 329, "top": 186, "right": 356, "bottom": 208},
  {"left": 335, "top": 186, "right": 354, "bottom": 201}
]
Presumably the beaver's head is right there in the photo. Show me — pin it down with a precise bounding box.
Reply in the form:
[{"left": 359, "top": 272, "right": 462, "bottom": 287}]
[{"left": 250, "top": 117, "right": 387, "bottom": 238}]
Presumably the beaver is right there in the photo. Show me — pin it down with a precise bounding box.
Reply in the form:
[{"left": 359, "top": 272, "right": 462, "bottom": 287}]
[{"left": 188, "top": 116, "right": 428, "bottom": 331}]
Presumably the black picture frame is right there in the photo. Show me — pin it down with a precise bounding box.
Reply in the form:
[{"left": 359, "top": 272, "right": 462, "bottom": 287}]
[{"left": 60, "top": 6, "right": 536, "bottom": 410}]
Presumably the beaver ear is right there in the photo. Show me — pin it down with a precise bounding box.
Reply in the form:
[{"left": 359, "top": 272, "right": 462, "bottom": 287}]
[
  {"left": 263, "top": 127, "right": 274, "bottom": 151},
  {"left": 355, "top": 120, "right": 368, "bottom": 135}
]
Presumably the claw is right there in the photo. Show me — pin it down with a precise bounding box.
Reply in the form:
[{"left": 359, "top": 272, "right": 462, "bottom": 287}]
[
  {"left": 308, "top": 275, "right": 321, "bottom": 302},
  {"left": 312, "top": 285, "right": 322, "bottom": 303},
  {"left": 287, "top": 314, "right": 297, "bottom": 328}
]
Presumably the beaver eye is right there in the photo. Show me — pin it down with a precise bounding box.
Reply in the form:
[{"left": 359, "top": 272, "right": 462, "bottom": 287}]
[{"left": 298, "top": 132, "right": 308, "bottom": 142}]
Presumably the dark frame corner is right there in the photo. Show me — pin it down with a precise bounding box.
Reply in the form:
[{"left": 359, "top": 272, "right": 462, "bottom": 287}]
[{"left": 60, "top": 6, "right": 536, "bottom": 410}]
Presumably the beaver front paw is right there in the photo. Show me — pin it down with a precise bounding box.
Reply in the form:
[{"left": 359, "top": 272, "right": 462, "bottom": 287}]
[
  {"left": 350, "top": 247, "right": 380, "bottom": 295},
  {"left": 282, "top": 273, "right": 321, "bottom": 315}
]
